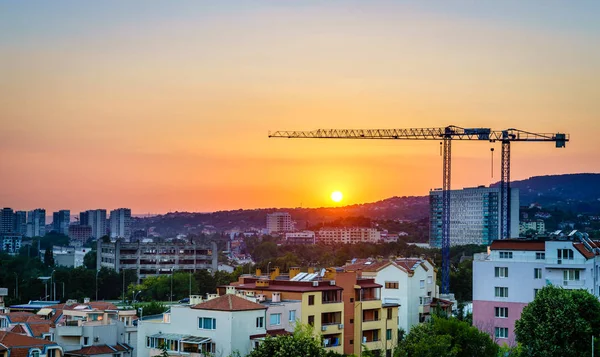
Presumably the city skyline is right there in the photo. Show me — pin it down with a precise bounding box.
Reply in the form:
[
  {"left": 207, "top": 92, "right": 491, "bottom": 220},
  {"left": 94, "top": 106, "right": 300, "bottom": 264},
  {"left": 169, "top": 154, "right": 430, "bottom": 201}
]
[{"left": 2, "top": 1, "right": 599, "bottom": 213}]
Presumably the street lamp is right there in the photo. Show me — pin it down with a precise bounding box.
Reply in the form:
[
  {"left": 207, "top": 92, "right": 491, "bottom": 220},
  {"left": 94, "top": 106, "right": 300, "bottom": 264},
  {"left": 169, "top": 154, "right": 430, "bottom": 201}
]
[
  {"left": 133, "top": 290, "right": 142, "bottom": 304},
  {"left": 267, "top": 262, "right": 271, "bottom": 277}
]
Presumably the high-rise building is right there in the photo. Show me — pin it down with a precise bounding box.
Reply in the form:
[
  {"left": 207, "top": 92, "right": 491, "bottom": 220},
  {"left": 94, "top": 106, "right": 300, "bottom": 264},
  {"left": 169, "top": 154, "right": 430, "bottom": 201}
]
[
  {"left": 14, "top": 211, "right": 27, "bottom": 235},
  {"left": 26, "top": 209, "right": 46, "bottom": 237},
  {"left": 429, "top": 186, "right": 520, "bottom": 247},
  {"left": 109, "top": 208, "right": 132, "bottom": 239},
  {"left": 80, "top": 209, "right": 107, "bottom": 239},
  {"left": 266, "top": 212, "right": 292, "bottom": 234},
  {"left": 52, "top": 210, "right": 70, "bottom": 236},
  {"left": 0, "top": 208, "right": 14, "bottom": 234},
  {"left": 69, "top": 225, "right": 92, "bottom": 245}
]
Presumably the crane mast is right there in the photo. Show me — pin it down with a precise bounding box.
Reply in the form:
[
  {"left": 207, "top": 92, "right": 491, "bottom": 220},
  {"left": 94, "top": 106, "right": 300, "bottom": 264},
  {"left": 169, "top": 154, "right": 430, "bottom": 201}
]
[{"left": 269, "top": 125, "right": 568, "bottom": 294}]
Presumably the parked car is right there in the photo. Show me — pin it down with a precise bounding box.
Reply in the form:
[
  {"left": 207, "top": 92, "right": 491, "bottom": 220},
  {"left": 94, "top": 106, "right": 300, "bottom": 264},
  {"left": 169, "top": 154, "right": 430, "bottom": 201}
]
[{"left": 179, "top": 297, "right": 190, "bottom": 303}]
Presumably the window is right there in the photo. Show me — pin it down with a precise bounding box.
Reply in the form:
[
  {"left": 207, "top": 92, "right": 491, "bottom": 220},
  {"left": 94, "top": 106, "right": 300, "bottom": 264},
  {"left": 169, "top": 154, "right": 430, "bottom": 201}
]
[
  {"left": 386, "top": 329, "right": 392, "bottom": 340},
  {"left": 536, "top": 252, "right": 545, "bottom": 260},
  {"left": 308, "top": 295, "right": 315, "bottom": 305},
  {"left": 534, "top": 268, "right": 542, "bottom": 279},
  {"left": 495, "top": 267, "right": 508, "bottom": 278},
  {"left": 420, "top": 280, "right": 425, "bottom": 289},
  {"left": 84, "top": 337, "right": 90, "bottom": 346},
  {"left": 350, "top": 318, "right": 354, "bottom": 324},
  {"left": 47, "top": 350, "right": 56, "bottom": 357},
  {"left": 558, "top": 249, "right": 574, "bottom": 260},
  {"left": 427, "top": 276, "right": 432, "bottom": 284},
  {"left": 387, "top": 308, "right": 392, "bottom": 320},
  {"left": 495, "top": 287, "right": 508, "bottom": 298},
  {"left": 499, "top": 251, "right": 513, "bottom": 259},
  {"left": 113, "top": 354, "right": 120, "bottom": 357},
  {"left": 256, "top": 316, "right": 264, "bottom": 328},
  {"left": 495, "top": 307, "right": 508, "bottom": 318},
  {"left": 385, "top": 281, "right": 399, "bottom": 289},
  {"left": 308, "top": 315, "right": 314, "bottom": 326},
  {"left": 495, "top": 327, "right": 508, "bottom": 339},
  {"left": 270, "top": 313, "right": 281, "bottom": 326},
  {"left": 30, "top": 350, "right": 40, "bottom": 357},
  {"left": 198, "top": 317, "right": 216, "bottom": 330},
  {"left": 350, "top": 298, "right": 354, "bottom": 303},
  {"left": 350, "top": 339, "right": 353, "bottom": 345},
  {"left": 288, "top": 310, "right": 296, "bottom": 322},
  {"left": 563, "top": 269, "right": 580, "bottom": 282}
]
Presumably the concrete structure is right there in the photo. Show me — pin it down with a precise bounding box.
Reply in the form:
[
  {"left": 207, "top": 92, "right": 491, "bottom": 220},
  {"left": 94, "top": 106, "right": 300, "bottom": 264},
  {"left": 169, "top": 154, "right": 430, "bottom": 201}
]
[
  {"left": 14, "top": 211, "right": 27, "bottom": 236},
  {"left": 27, "top": 209, "right": 46, "bottom": 238},
  {"left": 80, "top": 210, "right": 107, "bottom": 239},
  {"left": 343, "top": 257, "right": 440, "bottom": 333},
  {"left": 68, "top": 226, "right": 92, "bottom": 246},
  {"left": 266, "top": 213, "right": 292, "bottom": 234},
  {"left": 519, "top": 220, "right": 545, "bottom": 236},
  {"left": 0, "top": 209, "right": 14, "bottom": 234},
  {"left": 0, "top": 331, "right": 63, "bottom": 357},
  {"left": 473, "top": 234, "right": 600, "bottom": 346},
  {"left": 284, "top": 231, "right": 315, "bottom": 245},
  {"left": 137, "top": 294, "right": 266, "bottom": 357},
  {"left": 1, "top": 235, "right": 22, "bottom": 255},
  {"left": 97, "top": 240, "right": 218, "bottom": 282},
  {"left": 430, "top": 186, "right": 520, "bottom": 247},
  {"left": 52, "top": 247, "right": 90, "bottom": 268},
  {"left": 109, "top": 209, "right": 132, "bottom": 240},
  {"left": 52, "top": 211, "right": 71, "bottom": 236},
  {"left": 317, "top": 227, "right": 380, "bottom": 245}
]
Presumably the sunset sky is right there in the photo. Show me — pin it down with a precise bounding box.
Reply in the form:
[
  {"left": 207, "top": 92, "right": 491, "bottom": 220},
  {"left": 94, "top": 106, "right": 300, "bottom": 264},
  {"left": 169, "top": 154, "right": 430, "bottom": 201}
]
[{"left": 1, "top": 1, "right": 599, "bottom": 214}]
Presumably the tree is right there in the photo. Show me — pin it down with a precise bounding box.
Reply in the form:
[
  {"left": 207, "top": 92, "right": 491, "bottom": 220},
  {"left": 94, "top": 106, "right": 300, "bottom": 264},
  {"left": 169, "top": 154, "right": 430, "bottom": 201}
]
[
  {"left": 248, "top": 323, "right": 344, "bottom": 357},
  {"left": 395, "top": 316, "right": 498, "bottom": 357},
  {"left": 515, "top": 285, "right": 600, "bottom": 357},
  {"left": 83, "top": 251, "right": 96, "bottom": 269},
  {"left": 44, "top": 247, "right": 54, "bottom": 267}
]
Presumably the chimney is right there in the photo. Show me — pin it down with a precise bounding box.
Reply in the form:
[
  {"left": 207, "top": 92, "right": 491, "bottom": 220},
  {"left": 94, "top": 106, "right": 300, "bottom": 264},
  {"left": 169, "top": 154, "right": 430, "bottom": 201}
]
[
  {"left": 270, "top": 267, "right": 280, "bottom": 280},
  {"left": 307, "top": 267, "right": 315, "bottom": 274},
  {"left": 289, "top": 267, "right": 300, "bottom": 280},
  {"left": 256, "top": 268, "right": 262, "bottom": 277},
  {"left": 84, "top": 297, "right": 90, "bottom": 304}
]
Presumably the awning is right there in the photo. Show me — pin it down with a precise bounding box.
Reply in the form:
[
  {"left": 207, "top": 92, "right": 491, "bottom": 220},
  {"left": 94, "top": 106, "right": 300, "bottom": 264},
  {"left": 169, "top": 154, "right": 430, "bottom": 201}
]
[
  {"left": 37, "top": 308, "right": 53, "bottom": 316},
  {"left": 149, "top": 333, "right": 211, "bottom": 345}
]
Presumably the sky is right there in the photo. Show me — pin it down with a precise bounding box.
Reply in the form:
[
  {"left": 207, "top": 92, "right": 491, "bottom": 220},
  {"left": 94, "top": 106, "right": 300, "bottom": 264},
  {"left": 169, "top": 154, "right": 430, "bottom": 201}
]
[{"left": 1, "top": 1, "right": 599, "bottom": 214}]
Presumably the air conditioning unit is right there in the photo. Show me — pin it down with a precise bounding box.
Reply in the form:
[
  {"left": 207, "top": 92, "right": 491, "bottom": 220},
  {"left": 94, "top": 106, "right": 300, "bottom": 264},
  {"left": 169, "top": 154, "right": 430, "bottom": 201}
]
[
  {"left": 94, "top": 337, "right": 99, "bottom": 342},
  {"left": 329, "top": 280, "right": 336, "bottom": 286},
  {"left": 313, "top": 281, "right": 319, "bottom": 287},
  {"left": 338, "top": 324, "right": 344, "bottom": 329},
  {"left": 321, "top": 326, "right": 327, "bottom": 331}
]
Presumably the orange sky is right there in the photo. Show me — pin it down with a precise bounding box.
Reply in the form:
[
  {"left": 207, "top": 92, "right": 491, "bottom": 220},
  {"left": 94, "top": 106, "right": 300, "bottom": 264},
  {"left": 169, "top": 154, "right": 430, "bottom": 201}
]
[{"left": 1, "top": 2, "right": 599, "bottom": 214}]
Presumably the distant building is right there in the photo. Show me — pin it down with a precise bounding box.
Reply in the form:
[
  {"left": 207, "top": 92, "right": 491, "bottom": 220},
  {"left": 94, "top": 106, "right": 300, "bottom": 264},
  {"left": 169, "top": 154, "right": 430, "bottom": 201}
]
[
  {"left": 68, "top": 225, "right": 92, "bottom": 246},
  {"left": 284, "top": 231, "right": 315, "bottom": 245},
  {"left": 519, "top": 220, "right": 545, "bottom": 236},
  {"left": 0, "top": 235, "right": 22, "bottom": 255},
  {"left": 429, "top": 186, "right": 520, "bottom": 247},
  {"left": 109, "top": 208, "right": 132, "bottom": 240},
  {"left": 52, "top": 210, "right": 70, "bottom": 236},
  {"left": 97, "top": 240, "right": 218, "bottom": 282},
  {"left": 26, "top": 209, "right": 46, "bottom": 238},
  {"left": 14, "top": 211, "right": 27, "bottom": 235},
  {"left": 0, "top": 208, "right": 14, "bottom": 234},
  {"left": 266, "top": 212, "right": 292, "bottom": 234},
  {"left": 316, "top": 227, "right": 380, "bottom": 245},
  {"left": 80, "top": 210, "right": 107, "bottom": 239},
  {"left": 472, "top": 234, "right": 600, "bottom": 345},
  {"left": 52, "top": 246, "right": 90, "bottom": 268}
]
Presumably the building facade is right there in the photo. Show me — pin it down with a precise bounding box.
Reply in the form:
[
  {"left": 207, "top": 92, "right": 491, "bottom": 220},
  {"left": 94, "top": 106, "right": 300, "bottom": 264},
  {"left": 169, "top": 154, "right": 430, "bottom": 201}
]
[
  {"left": 26, "top": 209, "right": 46, "bottom": 238},
  {"left": 80, "top": 210, "right": 107, "bottom": 239},
  {"left": 473, "top": 235, "right": 600, "bottom": 346},
  {"left": 14, "top": 211, "right": 27, "bottom": 236},
  {"left": 284, "top": 231, "right": 315, "bottom": 245},
  {"left": 0, "top": 209, "right": 14, "bottom": 234},
  {"left": 109, "top": 209, "right": 132, "bottom": 240},
  {"left": 0, "top": 331, "right": 63, "bottom": 357},
  {"left": 97, "top": 240, "right": 218, "bottom": 282},
  {"left": 52, "top": 210, "right": 71, "bottom": 236},
  {"left": 68, "top": 226, "right": 92, "bottom": 246},
  {"left": 519, "top": 220, "right": 545, "bottom": 236},
  {"left": 316, "top": 227, "right": 380, "bottom": 245},
  {"left": 266, "top": 213, "right": 292, "bottom": 234},
  {"left": 1, "top": 235, "right": 22, "bottom": 255},
  {"left": 430, "top": 186, "right": 520, "bottom": 247}
]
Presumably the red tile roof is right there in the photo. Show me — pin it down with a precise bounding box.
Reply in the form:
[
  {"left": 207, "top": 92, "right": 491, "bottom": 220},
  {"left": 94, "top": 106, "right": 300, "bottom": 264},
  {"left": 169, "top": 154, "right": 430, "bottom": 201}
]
[
  {"left": 343, "top": 259, "right": 391, "bottom": 272},
  {"left": 28, "top": 322, "right": 52, "bottom": 337},
  {"left": 0, "top": 331, "right": 56, "bottom": 348},
  {"left": 9, "top": 325, "right": 27, "bottom": 335},
  {"left": 490, "top": 240, "right": 545, "bottom": 251},
  {"left": 2, "top": 312, "right": 38, "bottom": 323},
  {"left": 573, "top": 243, "right": 595, "bottom": 259},
  {"left": 47, "top": 302, "right": 118, "bottom": 311},
  {"left": 192, "top": 294, "right": 266, "bottom": 312},
  {"left": 395, "top": 259, "right": 425, "bottom": 272},
  {"left": 65, "top": 345, "right": 117, "bottom": 356}
]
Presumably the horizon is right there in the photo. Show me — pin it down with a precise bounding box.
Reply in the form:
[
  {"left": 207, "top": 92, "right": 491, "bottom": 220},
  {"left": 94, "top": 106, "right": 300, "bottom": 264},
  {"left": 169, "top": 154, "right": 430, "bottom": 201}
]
[{"left": 2, "top": 1, "right": 599, "bottom": 213}]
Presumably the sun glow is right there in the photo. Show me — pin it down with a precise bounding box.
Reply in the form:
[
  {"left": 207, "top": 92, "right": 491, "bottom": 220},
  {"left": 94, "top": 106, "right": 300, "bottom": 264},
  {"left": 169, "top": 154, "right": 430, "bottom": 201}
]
[{"left": 331, "top": 191, "right": 343, "bottom": 203}]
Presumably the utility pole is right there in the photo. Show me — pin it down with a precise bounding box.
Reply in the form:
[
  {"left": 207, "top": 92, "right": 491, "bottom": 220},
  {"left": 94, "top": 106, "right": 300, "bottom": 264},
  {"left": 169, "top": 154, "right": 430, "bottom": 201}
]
[{"left": 95, "top": 270, "right": 100, "bottom": 301}]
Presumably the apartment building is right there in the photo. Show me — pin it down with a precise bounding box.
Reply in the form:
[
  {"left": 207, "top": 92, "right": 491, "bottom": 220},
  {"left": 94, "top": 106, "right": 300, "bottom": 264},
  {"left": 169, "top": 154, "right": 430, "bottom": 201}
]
[
  {"left": 343, "top": 257, "right": 440, "bottom": 333},
  {"left": 53, "top": 247, "right": 90, "bottom": 268},
  {"left": 68, "top": 226, "right": 92, "bottom": 246},
  {"left": 473, "top": 234, "right": 600, "bottom": 346},
  {"left": 137, "top": 294, "right": 266, "bottom": 357},
  {"left": 0, "top": 331, "right": 63, "bottom": 357},
  {"left": 221, "top": 267, "right": 398, "bottom": 356},
  {"left": 284, "top": 231, "right": 316, "bottom": 245},
  {"left": 0, "top": 209, "right": 14, "bottom": 234},
  {"left": 80, "top": 210, "right": 107, "bottom": 239},
  {"left": 14, "top": 211, "right": 27, "bottom": 236},
  {"left": 27, "top": 209, "right": 46, "bottom": 238},
  {"left": 266, "top": 213, "right": 292, "bottom": 234},
  {"left": 316, "top": 227, "right": 380, "bottom": 245},
  {"left": 1, "top": 235, "right": 22, "bottom": 255},
  {"left": 430, "top": 186, "right": 520, "bottom": 247},
  {"left": 519, "top": 220, "right": 545, "bottom": 236},
  {"left": 97, "top": 240, "right": 218, "bottom": 282},
  {"left": 52, "top": 211, "right": 71, "bottom": 236},
  {"left": 109, "top": 209, "right": 132, "bottom": 240}
]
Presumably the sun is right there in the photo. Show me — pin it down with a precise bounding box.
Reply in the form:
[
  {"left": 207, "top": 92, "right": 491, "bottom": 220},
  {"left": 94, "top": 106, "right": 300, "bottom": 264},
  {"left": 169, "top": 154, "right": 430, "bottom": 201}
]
[{"left": 331, "top": 191, "right": 343, "bottom": 203}]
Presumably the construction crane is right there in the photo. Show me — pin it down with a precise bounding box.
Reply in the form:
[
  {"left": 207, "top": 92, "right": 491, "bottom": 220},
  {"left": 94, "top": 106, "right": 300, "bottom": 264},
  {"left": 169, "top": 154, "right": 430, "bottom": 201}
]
[{"left": 268, "top": 125, "right": 569, "bottom": 294}]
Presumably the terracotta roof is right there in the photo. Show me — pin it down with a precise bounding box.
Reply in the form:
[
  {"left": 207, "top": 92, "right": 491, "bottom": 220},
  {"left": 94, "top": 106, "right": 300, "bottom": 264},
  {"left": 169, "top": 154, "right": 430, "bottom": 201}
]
[
  {"left": 2, "top": 312, "right": 38, "bottom": 323},
  {"left": 0, "top": 331, "right": 56, "bottom": 348},
  {"left": 28, "top": 322, "right": 52, "bottom": 337},
  {"left": 249, "top": 329, "right": 291, "bottom": 339},
  {"left": 47, "top": 302, "right": 117, "bottom": 311},
  {"left": 9, "top": 325, "right": 27, "bottom": 335},
  {"left": 65, "top": 345, "right": 118, "bottom": 356},
  {"left": 233, "top": 283, "right": 342, "bottom": 293},
  {"left": 8, "top": 348, "right": 30, "bottom": 357},
  {"left": 573, "top": 243, "right": 595, "bottom": 259},
  {"left": 489, "top": 240, "right": 545, "bottom": 251},
  {"left": 192, "top": 294, "right": 266, "bottom": 312},
  {"left": 356, "top": 281, "right": 382, "bottom": 289},
  {"left": 343, "top": 259, "right": 391, "bottom": 272}
]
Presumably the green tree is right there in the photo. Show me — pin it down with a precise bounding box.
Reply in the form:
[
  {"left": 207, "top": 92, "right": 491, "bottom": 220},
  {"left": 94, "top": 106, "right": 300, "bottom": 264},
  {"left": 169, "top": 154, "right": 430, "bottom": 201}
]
[
  {"left": 136, "top": 301, "right": 167, "bottom": 317},
  {"left": 43, "top": 247, "right": 54, "bottom": 267},
  {"left": 248, "top": 323, "right": 344, "bottom": 357},
  {"left": 515, "top": 285, "right": 600, "bottom": 357},
  {"left": 83, "top": 250, "right": 96, "bottom": 269}
]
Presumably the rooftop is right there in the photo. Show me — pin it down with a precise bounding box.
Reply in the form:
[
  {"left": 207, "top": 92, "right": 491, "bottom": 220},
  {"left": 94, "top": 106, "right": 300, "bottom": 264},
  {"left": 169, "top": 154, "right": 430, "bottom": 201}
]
[{"left": 191, "top": 294, "right": 266, "bottom": 312}]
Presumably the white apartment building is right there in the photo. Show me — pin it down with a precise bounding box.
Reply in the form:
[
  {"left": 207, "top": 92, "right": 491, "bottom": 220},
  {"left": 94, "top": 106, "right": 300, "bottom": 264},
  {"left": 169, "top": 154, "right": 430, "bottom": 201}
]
[
  {"left": 284, "top": 231, "right": 315, "bottom": 245},
  {"left": 343, "top": 258, "right": 439, "bottom": 332},
  {"left": 519, "top": 220, "right": 545, "bottom": 236},
  {"left": 110, "top": 209, "right": 132, "bottom": 240},
  {"left": 430, "top": 186, "right": 520, "bottom": 247},
  {"left": 473, "top": 233, "right": 600, "bottom": 346},
  {"left": 137, "top": 294, "right": 266, "bottom": 357},
  {"left": 266, "top": 213, "right": 292, "bottom": 234},
  {"left": 317, "top": 227, "right": 380, "bottom": 245}
]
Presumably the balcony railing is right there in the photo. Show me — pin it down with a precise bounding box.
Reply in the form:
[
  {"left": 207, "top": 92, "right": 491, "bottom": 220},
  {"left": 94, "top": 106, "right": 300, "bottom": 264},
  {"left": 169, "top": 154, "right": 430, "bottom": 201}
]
[{"left": 548, "top": 279, "right": 586, "bottom": 287}]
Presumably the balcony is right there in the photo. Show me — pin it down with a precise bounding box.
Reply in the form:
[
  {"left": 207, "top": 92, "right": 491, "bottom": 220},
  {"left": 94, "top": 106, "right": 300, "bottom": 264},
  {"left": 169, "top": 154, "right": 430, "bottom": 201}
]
[
  {"left": 548, "top": 279, "right": 586, "bottom": 287},
  {"left": 57, "top": 325, "right": 82, "bottom": 336},
  {"left": 545, "top": 258, "right": 588, "bottom": 269}
]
